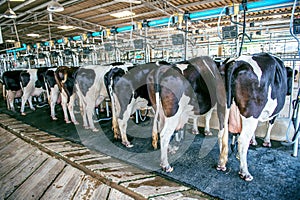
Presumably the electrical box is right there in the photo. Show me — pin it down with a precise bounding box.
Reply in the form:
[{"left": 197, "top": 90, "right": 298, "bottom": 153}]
[
  {"left": 133, "top": 39, "right": 144, "bottom": 49},
  {"left": 222, "top": 26, "right": 238, "bottom": 40},
  {"left": 171, "top": 34, "right": 184, "bottom": 45},
  {"left": 293, "top": 18, "right": 300, "bottom": 35}
]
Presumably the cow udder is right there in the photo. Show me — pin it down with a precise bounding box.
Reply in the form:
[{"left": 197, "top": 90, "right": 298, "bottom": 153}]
[{"left": 229, "top": 103, "right": 242, "bottom": 134}]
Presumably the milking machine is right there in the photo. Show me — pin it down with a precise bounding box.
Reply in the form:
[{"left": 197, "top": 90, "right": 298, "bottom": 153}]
[
  {"left": 284, "top": 88, "right": 300, "bottom": 157},
  {"left": 282, "top": 0, "right": 300, "bottom": 157}
]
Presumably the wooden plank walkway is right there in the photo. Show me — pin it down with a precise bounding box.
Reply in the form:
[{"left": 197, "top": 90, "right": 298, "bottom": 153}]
[{"left": 0, "top": 113, "right": 214, "bottom": 200}]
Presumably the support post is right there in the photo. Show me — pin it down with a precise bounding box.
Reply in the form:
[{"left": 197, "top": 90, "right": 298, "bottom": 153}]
[{"left": 184, "top": 13, "right": 189, "bottom": 61}]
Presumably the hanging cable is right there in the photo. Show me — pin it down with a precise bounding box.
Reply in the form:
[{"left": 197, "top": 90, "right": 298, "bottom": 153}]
[
  {"left": 217, "top": 6, "right": 228, "bottom": 40},
  {"left": 167, "top": 15, "right": 174, "bottom": 46},
  {"left": 129, "top": 2, "right": 135, "bottom": 49},
  {"left": 238, "top": 0, "right": 247, "bottom": 56},
  {"left": 290, "top": 0, "right": 300, "bottom": 57},
  {"left": 13, "top": 19, "right": 20, "bottom": 43}
]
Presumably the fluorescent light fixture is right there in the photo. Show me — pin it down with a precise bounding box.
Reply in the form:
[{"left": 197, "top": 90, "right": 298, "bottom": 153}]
[
  {"left": 57, "top": 25, "right": 75, "bottom": 30},
  {"left": 110, "top": 10, "right": 135, "bottom": 18},
  {"left": 27, "top": 33, "right": 40, "bottom": 37},
  {"left": 5, "top": 39, "right": 15, "bottom": 43},
  {"left": 47, "top": 0, "right": 64, "bottom": 12},
  {"left": 3, "top": 8, "right": 17, "bottom": 19}
]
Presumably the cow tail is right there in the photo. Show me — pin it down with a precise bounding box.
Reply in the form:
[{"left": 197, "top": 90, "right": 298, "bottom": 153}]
[
  {"left": 2, "top": 84, "right": 5, "bottom": 99},
  {"left": 54, "top": 70, "right": 63, "bottom": 91},
  {"left": 154, "top": 68, "right": 161, "bottom": 118},
  {"left": 225, "top": 61, "right": 237, "bottom": 109},
  {"left": 44, "top": 76, "right": 50, "bottom": 102}
]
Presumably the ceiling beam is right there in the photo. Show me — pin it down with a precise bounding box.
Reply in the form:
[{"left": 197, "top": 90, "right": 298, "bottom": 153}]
[
  {"left": 68, "top": 1, "right": 118, "bottom": 16},
  {"left": 141, "top": 0, "right": 172, "bottom": 16}
]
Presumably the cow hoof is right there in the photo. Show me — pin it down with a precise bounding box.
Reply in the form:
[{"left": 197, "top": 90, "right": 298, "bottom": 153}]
[
  {"left": 52, "top": 116, "right": 58, "bottom": 121},
  {"left": 239, "top": 171, "right": 253, "bottom": 181},
  {"left": 92, "top": 128, "right": 99, "bottom": 132},
  {"left": 152, "top": 142, "right": 158, "bottom": 150},
  {"left": 204, "top": 131, "right": 213, "bottom": 136},
  {"left": 236, "top": 153, "right": 240, "bottom": 160},
  {"left": 161, "top": 165, "right": 173, "bottom": 173},
  {"left": 192, "top": 129, "right": 199, "bottom": 135},
  {"left": 250, "top": 139, "right": 258, "bottom": 146},
  {"left": 84, "top": 126, "right": 89, "bottom": 130},
  {"left": 21, "top": 112, "right": 26, "bottom": 116},
  {"left": 168, "top": 145, "right": 179, "bottom": 154},
  {"left": 216, "top": 165, "right": 227, "bottom": 172},
  {"left": 263, "top": 142, "right": 271, "bottom": 147},
  {"left": 73, "top": 121, "right": 79, "bottom": 125},
  {"left": 65, "top": 120, "right": 71, "bottom": 124},
  {"left": 122, "top": 142, "right": 133, "bottom": 148},
  {"left": 114, "top": 133, "right": 121, "bottom": 140}
]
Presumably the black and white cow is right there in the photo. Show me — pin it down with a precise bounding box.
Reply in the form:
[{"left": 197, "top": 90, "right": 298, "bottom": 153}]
[
  {"left": 147, "top": 56, "right": 226, "bottom": 172},
  {"left": 44, "top": 68, "right": 60, "bottom": 120},
  {"left": 54, "top": 66, "right": 80, "bottom": 124},
  {"left": 104, "top": 62, "right": 167, "bottom": 147},
  {"left": 75, "top": 63, "right": 133, "bottom": 132},
  {"left": 2, "top": 70, "right": 24, "bottom": 111},
  {"left": 19, "top": 68, "right": 49, "bottom": 115},
  {"left": 2, "top": 68, "right": 48, "bottom": 115},
  {"left": 220, "top": 53, "right": 293, "bottom": 181}
]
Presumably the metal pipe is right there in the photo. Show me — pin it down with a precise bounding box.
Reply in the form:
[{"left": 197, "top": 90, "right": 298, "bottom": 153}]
[
  {"left": 184, "top": 16, "right": 188, "bottom": 60},
  {"left": 116, "top": 25, "right": 133, "bottom": 33},
  {"left": 6, "top": 43, "right": 27, "bottom": 53},
  {"left": 144, "top": 27, "right": 148, "bottom": 63},
  {"left": 148, "top": 17, "right": 173, "bottom": 27},
  {"left": 5, "top": 0, "right": 295, "bottom": 53}
]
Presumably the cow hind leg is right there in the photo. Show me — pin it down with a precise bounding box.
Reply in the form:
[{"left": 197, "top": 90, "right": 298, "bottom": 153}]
[
  {"left": 61, "top": 95, "right": 71, "bottom": 123},
  {"left": 68, "top": 95, "right": 79, "bottom": 125},
  {"left": 50, "top": 89, "right": 59, "bottom": 120},
  {"left": 28, "top": 96, "right": 35, "bottom": 111},
  {"left": 7, "top": 91, "right": 15, "bottom": 111},
  {"left": 152, "top": 106, "right": 160, "bottom": 149},
  {"left": 263, "top": 119, "right": 275, "bottom": 147},
  {"left": 217, "top": 108, "right": 229, "bottom": 171},
  {"left": 250, "top": 132, "right": 258, "bottom": 146},
  {"left": 238, "top": 117, "right": 258, "bottom": 181},
  {"left": 204, "top": 108, "right": 214, "bottom": 135},
  {"left": 86, "top": 104, "right": 98, "bottom": 132},
  {"left": 192, "top": 116, "right": 199, "bottom": 135},
  {"left": 118, "top": 118, "right": 133, "bottom": 148},
  {"left": 160, "top": 118, "right": 177, "bottom": 173}
]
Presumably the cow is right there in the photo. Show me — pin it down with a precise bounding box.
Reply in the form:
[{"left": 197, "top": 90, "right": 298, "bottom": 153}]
[
  {"left": 75, "top": 63, "right": 133, "bottom": 132},
  {"left": 19, "top": 68, "right": 49, "bottom": 115},
  {"left": 147, "top": 56, "right": 226, "bottom": 173},
  {"left": 2, "top": 68, "right": 48, "bottom": 114},
  {"left": 54, "top": 66, "right": 80, "bottom": 124},
  {"left": 104, "top": 62, "right": 165, "bottom": 147},
  {"left": 219, "top": 53, "right": 293, "bottom": 181},
  {"left": 2, "top": 70, "right": 24, "bottom": 112},
  {"left": 44, "top": 68, "right": 60, "bottom": 120}
]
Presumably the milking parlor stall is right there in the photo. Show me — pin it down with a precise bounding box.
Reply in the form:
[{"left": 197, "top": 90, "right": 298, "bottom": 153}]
[{"left": 0, "top": 0, "right": 299, "bottom": 199}]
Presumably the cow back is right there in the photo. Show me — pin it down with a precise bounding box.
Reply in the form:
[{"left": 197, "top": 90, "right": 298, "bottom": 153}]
[
  {"left": 225, "top": 53, "right": 288, "bottom": 119},
  {"left": 152, "top": 57, "right": 224, "bottom": 117},
  {"left": 55, "top": 66, "right": 79, "bottom": 100},
  {"left": 2, "top": 70, "right": 24, "bottom": 91}
]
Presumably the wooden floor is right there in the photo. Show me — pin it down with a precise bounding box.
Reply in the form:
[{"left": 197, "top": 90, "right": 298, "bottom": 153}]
[
  {"left": 0, "top": 127, "right": 133, "bottom": 200},
  {"left": 0, "top": 114, "right": 213, "bottom": 200}
]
